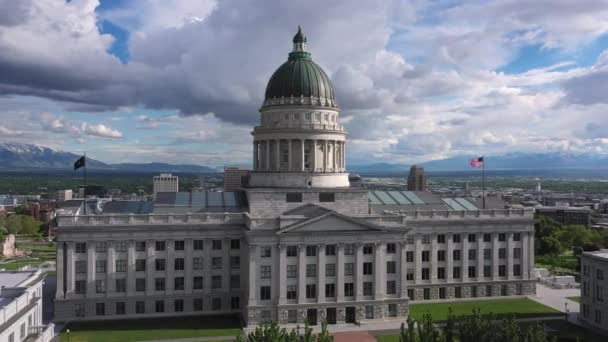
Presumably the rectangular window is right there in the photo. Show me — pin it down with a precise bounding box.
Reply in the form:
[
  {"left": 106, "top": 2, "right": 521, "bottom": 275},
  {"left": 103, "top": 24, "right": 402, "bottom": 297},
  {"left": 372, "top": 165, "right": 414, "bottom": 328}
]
[
  {"left": 365, "top": 305, "right": 374, "bottom": 319},
  {"left": 513, "top": 264, "right": 521, "bottom": 276},
  {"left": 212, "top": 275, "right": 222, "bottom": 289},
  {"left": 498, "top": 233, "right": 506, "bottom": 241},
  {"left": 423, "top": 288, "right": 431, "bottom": 300},
  {"left": 136, "top": 259, "right": 146, "bottom": 272},
  {"left": 513, "top": 233, "right": 521, "bottom": 241},
  {"left": 155, "top": 241, "right": 166, "bottom": 251},
  {"left": 95, "top": 242, "right": 107, "bottom": 253},
  {"left": 287, "top": 265, "right": 297, "bottom": 278},
  {"left": 261, "top": 246, "right": 272, "bottom": 258},
  {"left": 453, "top": 250, "right": 461, "bottom": 261},
  {"left": 155, "top": 278, "right": 165, "bottom": 291},
  {"left": 326, "top": 244, "right": 336, "bottom": 256},
  {"left": 387, "top": 243, "right": 396, "bottom": 253},
  {"left": 136, "top": 301, "right": 145, "bottom": 314},
  {"left": 115, "top": 241, "right": 127, "bottom": 252},
  {"left": 363, "top": 262, "right": 373, "bottom": 275},
  {"left": 484, "top": 265, "right": 491, "bottom": 277},
  {"left": 513, "top": 248, "right": 521, "bottom": 259},
  {"left": 471, "top": 286, "right": 478, "bottom": 298},
  {"left": 75, "top": 243, "right": 87, "bottom": 253},
  {"left": 174, "top": 277, "right": 185, "bottom": 291},
  {"left": 193, "top": 257, "right": 203, "bottom": 270},
  {"left": 174, "top": 258, "right": 185, "bottom": 271},
  {"left": 499, "top": 265, "right": 506, "bottom": 277},
  {"left": 306, "top": 245, "right": 317, "bottom": 256},
  {"left": 468, "top": 249, "right": 476, "bottom": 260},
  {"left": 363, "top": 282, "right": 373, "bottom": 296},
  {"left": 135, "top": 241, "right": 146, "bottom": 252},
  {"left": 438, "top": 267, "right": 445, "bottom": 279},
  {"left": 306, "top": 284, "right": 317, "bottom": 298},
  {"left": 326, "top": 263, "right": 336, "bottom": 276},
  {"left": 468, "top": 234, "right": 476, "bottom": 242},
  {"left": 116, "top": 259, "right": 127, "bottom": 272},
  {"left": 231, "top": 256, "right": 240, "bottom": 269},
  {"left": 116, "top": 302, "right": 125, "bottom": 315},
  {"left": 174, "top": 299, "right": 184, "bottom": 312},
  {"left": 387, "top": 280, "right": 396, "bottom": 294},
  {"left": 486, "top": 285, "right": 492, "bottom": 297},
  {"left": 468, "top": 266, "right": 476, "bottom": 278},
  {"left": 231, "top": 275, "right": 240, "bottom": 289},
  {"left": 345, "top": 244, "right": 355, "bottom": 255},
  {"left": 455, "top": 286, "right": 462, "bottom": 298},
  {"left": 116, "top": 279, "right": 126, "bottom": 292},
  {"left": 286, "top": 193, "right": 303, "bottom": 202},
  {"left": 437, "top": 250, "right": 446, "bottom": 262},
  {"left": 422, "top": 268, "right": 430, "bottom": 280},
  {"left": 194, "top": 240, "right": 204, "bottom": 250},
  {"left": 231, "top": 296, "right": 240, "bottom": 309},
  {"left": 363, "top": 244, "right": 373, "bottom": 254},
  {"left": 344, "top": 283, "right": 354, "bottom": 297},
  {"left": 287, "top": 245, "right": 298, "bottom": 257},
  {"left": 407, "top": 288, "right": 415, "bottom": 300},
  {"left": 406, "top": 251, "right": 414, "bottom": 262},
  {"left": 598, "top": 269, "right": 605, "bottom": 280},
  {"left": 212, "top": 298, "right": 222, "bottom": 311},
  {"left": 174, "top": 240, "right": 185, "bottom": 251},
  {"left": 422, "top": 235, "right": 431, "bottom": 244},
  {"left": 288, "top": 309, "right": 298, "bottom": 323},
  {"left": 96, "top": 303, "right": 105, "bottom": 316},
  {"left": 231, "top": 239, "right": 241, "bottom": 249},
  {"left": 212, "top": 257, "right": 222, "bottom": 269},
  {"left": 155, "top": 259, "right": 166, "bottom": 271},
  {"left": 287, "top": 285, "right": 297, "bottom": 299},
  {"left": 484, "top": 233, "right": 491, "bottom": 242},
  {"left": 155, "top": 300, "right": 164, "bottom": 313},
  {"left": 422, "top": 250, "right": 430, "bottom": 262},
  {"left": 95, "top": 279, "right": 106, "bottom": 293},
  {"left": 75, "top": 260, "right": 86, "bottom": 274},
  {"left": 319, "top": 193, "right": 335, "bottom": 202},
  {"left": 484, "top": 248, "right": 491, "bottom": 260},
  {"left": 453, "top": 234, "right": 461, "bottom": 243},
  {"left": 325, "top": 283, "right": 336, "bottom": 297},
  {"left": 437, "top": 234, "right": 446, "bottom": 244},
  {"left": 453, "top": 267, "right": 461, "bottom": 279},
  {"left": 193, "top": 298, "right": 203, "bottom": 311},
  {"left": 345, "top": 263, "right": 354, "bottom": 276},
  {"left": 388, "top": 304, "right": 397, "bottom": 317},
  {"left": 387, "top": 261, "right": 396, "bottom": 274},
  {"left": 306, "top": 264, "right": 317, "bottom": 277},
  {"left": 75, "top": 280, "right": 86, "bottom": 294},
  {"left": 499, "top": 248, "right": 506, "bottom": 259},
  {"left": 406, "top": 269, "right": 414, "bottom": 281},
  {"left": 439, "top": 287, "right": 446, "bottom": 299},
  {"left": 261, "top": 265, "right": 271, "bottom": 279},
  {"left": 212, "top": 240, "right": 222, "bottom": 250},
  {"left": 136, "top": 278, "right": 146, "bottom": 292}
]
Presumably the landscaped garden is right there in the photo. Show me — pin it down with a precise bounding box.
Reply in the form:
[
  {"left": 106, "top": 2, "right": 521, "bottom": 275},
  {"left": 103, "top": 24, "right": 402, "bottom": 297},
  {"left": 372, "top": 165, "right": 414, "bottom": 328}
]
[{"left": 59, "top": 314, "right": 242, "bottom": 342}]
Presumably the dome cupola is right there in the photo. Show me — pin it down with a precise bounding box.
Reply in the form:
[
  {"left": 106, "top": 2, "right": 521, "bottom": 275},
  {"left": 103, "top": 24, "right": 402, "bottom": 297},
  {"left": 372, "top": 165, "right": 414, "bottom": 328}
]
[{"left": 263, "top": 26, "right": 336, "bottom": 108}]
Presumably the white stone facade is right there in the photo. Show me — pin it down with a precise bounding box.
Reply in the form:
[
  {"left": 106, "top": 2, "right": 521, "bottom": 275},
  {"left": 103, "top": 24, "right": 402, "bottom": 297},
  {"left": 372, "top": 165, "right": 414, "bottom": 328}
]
[
  {"left": 153, "top": 173, "right": 179, "bottom": 199},
  {"left": 580, "top": 250, "right": 608, "bottom": 331}
]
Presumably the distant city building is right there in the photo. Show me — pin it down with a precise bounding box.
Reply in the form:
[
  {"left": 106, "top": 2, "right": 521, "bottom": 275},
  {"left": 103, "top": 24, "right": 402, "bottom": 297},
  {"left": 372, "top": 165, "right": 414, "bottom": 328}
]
[
  {"left": 78, "top": 185, "right": 106, "bottom": 199},
  {"left": 542, "top": 193, "right": 575, "bottom": 207},
  {"left": 55, "top": 189, "right": 73, "bottom": 202},
  {"left": 223, "top": 167, "right": 250, "bottom": 191},
  {"left": 0, "top": 270, "right": 53, "bottom": 342},
  {"left": 535, "top": 206, "right": 591, "bottom": 227},
  {"left": 580, "top": 250, "right": 608, "bottom": 332},
  {"left": 407, "top": 165, "right": 426, "bottom": 191},
  {"left": 153, "top": 173, "right": 179, "bottom": 200}
]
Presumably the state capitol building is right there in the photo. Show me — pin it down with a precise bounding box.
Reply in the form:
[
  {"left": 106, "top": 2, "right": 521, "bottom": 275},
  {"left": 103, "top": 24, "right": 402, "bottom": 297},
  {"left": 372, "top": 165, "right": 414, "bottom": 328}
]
[{"left": 54, "top": 27, "right": 536, "bottom": 326}]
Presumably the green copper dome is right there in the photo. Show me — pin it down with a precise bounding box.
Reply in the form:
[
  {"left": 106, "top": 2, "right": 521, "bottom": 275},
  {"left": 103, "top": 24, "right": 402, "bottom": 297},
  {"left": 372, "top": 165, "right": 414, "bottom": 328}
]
[{"left": 263, "top": 27, "right": 336, "bottom": 108}]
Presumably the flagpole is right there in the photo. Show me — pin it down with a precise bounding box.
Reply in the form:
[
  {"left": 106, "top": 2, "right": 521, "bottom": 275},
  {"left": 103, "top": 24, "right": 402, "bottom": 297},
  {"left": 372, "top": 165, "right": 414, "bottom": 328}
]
[
  {"left": 84, "top": 152, "right": 87, "bottom": 215},
  {"left": 482, "top": 156, "right": 485, "bottom": 210}
]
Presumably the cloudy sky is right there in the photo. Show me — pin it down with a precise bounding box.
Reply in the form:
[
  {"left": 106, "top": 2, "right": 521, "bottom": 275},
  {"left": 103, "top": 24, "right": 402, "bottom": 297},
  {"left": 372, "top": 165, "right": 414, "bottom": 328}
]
[{"left": 1, "top": 0, "right": 608, "bottom": 167}]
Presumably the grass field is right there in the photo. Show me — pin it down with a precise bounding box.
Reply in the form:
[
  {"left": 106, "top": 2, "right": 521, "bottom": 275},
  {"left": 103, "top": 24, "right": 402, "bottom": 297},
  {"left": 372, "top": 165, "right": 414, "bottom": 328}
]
[{"left": 59, "top": 314, "right": 242, "bottom": 342}]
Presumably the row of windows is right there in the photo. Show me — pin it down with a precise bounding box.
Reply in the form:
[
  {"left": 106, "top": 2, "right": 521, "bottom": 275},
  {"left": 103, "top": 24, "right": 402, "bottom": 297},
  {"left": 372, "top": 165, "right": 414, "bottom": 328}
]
[
  {"left": 75, "top": 239, "right": 241, "bottom": 254},
  {"left": 80, "top": 256, "right": 240, "bottom": 274},
  {"left": 580, "top": 304, "right": 602, "bottom": 325},
  {"left": 77, "top": 297, "right": 240, "bottom": 317},
  {"left": 277, "top": 304, "right": 399, "bottom": 324},
  {"left": 414, "top": 264, "right": 522, "bottom": 280},
  {"left": 406, "top": 284, "right": 521, "bottom": 300},
  {"left": 286, "top": 192, "right": 335, "bottom": 203},
  {"left": 74, "top": 275, "right": 240, "bottom": 294}
]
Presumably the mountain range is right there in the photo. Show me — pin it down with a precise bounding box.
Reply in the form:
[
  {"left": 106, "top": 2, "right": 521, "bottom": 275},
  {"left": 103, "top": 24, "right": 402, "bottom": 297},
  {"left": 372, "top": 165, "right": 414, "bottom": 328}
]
[{"left": 2, "top": 142, "right": 608, "bottom": 173}]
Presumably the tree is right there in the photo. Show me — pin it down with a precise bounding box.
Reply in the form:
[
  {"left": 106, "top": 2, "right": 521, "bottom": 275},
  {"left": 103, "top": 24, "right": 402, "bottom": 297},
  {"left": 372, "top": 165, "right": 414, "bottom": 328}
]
[
  {"left": 237, "top": 321, "right": 333, "bottom": 342},
  {"left": 539, "top": 236, "right": 562, "bottom": 256}
]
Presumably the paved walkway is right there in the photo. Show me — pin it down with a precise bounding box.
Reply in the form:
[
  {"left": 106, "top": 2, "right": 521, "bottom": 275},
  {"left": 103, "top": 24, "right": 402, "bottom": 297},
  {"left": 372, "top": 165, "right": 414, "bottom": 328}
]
[
  {"left": 528, "top": 283, "right": 580, "bottom": 314},
  {"left": 140, "top": 336, "right": 236, "bottom": 342},
  {"left": 333, "top": 331, "right": 377, "bottom": 342}
]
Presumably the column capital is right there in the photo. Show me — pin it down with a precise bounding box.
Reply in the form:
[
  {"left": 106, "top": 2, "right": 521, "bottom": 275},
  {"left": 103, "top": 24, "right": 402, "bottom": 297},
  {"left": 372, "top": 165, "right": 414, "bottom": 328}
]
[
  {"left": 317, "top": 243, "right": 325, "bottom": 249},
  {"left": 337, "top": 243, "right": 345, "bottom": 250},
  {"left": 278, "top": 244, "right": 285, "bottom": 251},
  {"left": 298, "top": 244, "right": 305, "bottom": 250}
]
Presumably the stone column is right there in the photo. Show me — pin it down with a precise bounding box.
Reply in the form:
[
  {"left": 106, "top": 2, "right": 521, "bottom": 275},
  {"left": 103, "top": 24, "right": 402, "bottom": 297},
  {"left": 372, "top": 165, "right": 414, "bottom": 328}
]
[
  {"left": 447, "top": 233, "right": 454, "bottom": 283},
  {"left": 56, "top": 243, "right": 64, "bottom": 299},
  {"left": 312, "top": 139, "right": 317, "bottom": 172},
  {"left": 166, "top": 239, "right": 174, "bottom": 294},
  {"left": 507, "top": 233, "right": 513, "bottom": 280},
  {"left": 66, "top": 242, "right": 75, "bottom": 296},
  {"left": 342, "top": 141, "right": 346, "bottom": 171},
  {"left": 278, "top": 245, "right": 287, "bottom": 304},
  {"left": 265, "top": 140, "right": 270, "bottom": 171},
  {"left": 317, "top": 244, "right": 326, "bottom": 303},
  {"left": 399, "top": 241, "right": 407, "bottom": 297},
  {"left": 431, "top": 234, "right": 438, "bottom": 282},
  {"left": 333, "top": 140, "right": 337, "bottom": 172},
  {"left": 253, "top": 141, "right": 258, "bottom": 170},
  {"left": 462, "top": 235, "right": 468, "bottom": 282},
  {"left": 522, "top": 233, "right": 529, "bottom": 280},
  {"left": 298, "top": 244, "right": 306, "bottom": 303},
  {"left": 275, "top": 139, "right": 281, "bottom": 171},
  {"left": 222, "top": 238, "right": 230, "bottom": 292},
  {"left": 374, "top": 242, "right": 385, "bottom": 300},
  {"left": 300, "top": 140, "right": 306, "bottom": 172},
  {"left": 355, "top": 243, "right": 363, "bottom": 300},
  {"left": 204, "top": 239, "right": 212, "bottom": 294},
  {"left": 248, "top": 244, "right": 258, "bottom": 306},
  {"left": 323, "top": 140, "right": 329, "bottom": 172},
  {"left": 477, "top": 234, "right": 483, "bottom": 281},
  {"left": 414, "top": 235, "right": 421, "bottom": 283},
  {"left": 106, "top": 241, "right": 115, "bottom": 295},
  {"left": 337, "top": 243, "right": 345, "bottom": 301},
  {"left": 87, "top": 242, "right": 95, "bottom": 296},
  {"left": 528, "top": 231, "right": 535, "bottom": 279},
  {"left": 490, "top": 233, "right": 498, "bottom": 280},
  {"left": 287, "top": 140, "right": 292, "bottom": 171},
  {"left": 146, "top": 240, "right": 155, "bottom": 295},
  {"left": 185, "top": 239, "right": 193, "bottom": 294},
  {"left": 127, "top": 240, "right": 136, "bottom": 295}
]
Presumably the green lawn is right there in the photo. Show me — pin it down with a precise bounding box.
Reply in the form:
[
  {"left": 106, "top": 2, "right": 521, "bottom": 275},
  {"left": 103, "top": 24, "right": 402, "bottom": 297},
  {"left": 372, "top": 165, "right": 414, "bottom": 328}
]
[
  {"left": 567, "top": 296, "right": 580, "bottom": 303},
  {"left": 408, "top": 298, "right": 561, "bottom": 322},
  {"left": 59, "top": 314, "right": 242, "bottom": 342},
  {"left": 536, "top": 253, "right": 579, "bottom": 274}
]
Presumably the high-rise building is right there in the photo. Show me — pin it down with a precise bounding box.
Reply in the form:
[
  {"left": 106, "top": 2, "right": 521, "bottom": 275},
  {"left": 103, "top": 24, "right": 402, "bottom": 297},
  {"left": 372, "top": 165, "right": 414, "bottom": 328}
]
[
  {"left": 153, "top": 173, "right": 179, "bottom": 199},
  {"left": 407, "top": 165, "right": 426, "bottom": 191},
  {"left": 54, "top": 27, "right": 536, "bottom": 328},
  {"left": 223, "top": 167, "right": 250, "bottom": 191}
]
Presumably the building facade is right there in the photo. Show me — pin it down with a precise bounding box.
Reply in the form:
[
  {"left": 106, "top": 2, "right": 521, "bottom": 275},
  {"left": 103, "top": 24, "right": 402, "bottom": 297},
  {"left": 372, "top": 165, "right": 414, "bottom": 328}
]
[
  {"left": 54, "top": 27, "right": 536, "bottom": 326},
  {"left": 407, "top": 165, "right": 426, "bottom": 191},
  {"left": 224, "top": 167, "right": 251, "bottom": 191},
  {"left": 153, "top": 173, "right": 179, "bottom": 200},
  {"left": 580, "top": 250, "right": 608, "bottom": 332}
]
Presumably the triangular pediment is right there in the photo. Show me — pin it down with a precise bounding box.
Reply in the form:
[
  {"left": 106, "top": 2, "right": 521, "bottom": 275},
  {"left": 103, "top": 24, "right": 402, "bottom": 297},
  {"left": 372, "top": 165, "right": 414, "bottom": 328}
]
[{"left": 277, "top": 211, "right": 386, "bottom": 234}]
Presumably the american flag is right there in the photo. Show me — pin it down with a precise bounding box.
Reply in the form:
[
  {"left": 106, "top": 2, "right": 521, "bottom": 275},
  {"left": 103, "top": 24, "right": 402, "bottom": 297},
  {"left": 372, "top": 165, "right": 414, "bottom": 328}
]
[{"left": 470, "top": 156, "right": 484, "bottom": 167}]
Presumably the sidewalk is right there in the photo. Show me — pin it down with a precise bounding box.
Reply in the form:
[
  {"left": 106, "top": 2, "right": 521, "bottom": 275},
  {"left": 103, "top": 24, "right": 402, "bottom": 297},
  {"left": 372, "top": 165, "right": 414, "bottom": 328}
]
[{"left": 528, "top": 283, "right": 580, "bottom": 313}]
